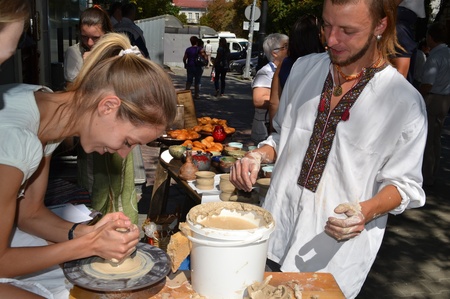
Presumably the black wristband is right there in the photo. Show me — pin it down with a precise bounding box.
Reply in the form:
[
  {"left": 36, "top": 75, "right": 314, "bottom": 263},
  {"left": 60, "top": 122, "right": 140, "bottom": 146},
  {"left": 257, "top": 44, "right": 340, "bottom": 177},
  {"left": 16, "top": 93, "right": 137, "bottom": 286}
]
[{"left": 68, "top": 222, "right": 81, "bottom": 240}]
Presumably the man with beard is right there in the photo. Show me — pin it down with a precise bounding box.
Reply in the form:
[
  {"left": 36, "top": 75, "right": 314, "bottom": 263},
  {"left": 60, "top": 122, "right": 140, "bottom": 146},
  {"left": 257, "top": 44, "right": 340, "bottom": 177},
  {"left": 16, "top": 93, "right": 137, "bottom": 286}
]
[{"left": 230, "top": 0, "right": 427, "bottom": 298}]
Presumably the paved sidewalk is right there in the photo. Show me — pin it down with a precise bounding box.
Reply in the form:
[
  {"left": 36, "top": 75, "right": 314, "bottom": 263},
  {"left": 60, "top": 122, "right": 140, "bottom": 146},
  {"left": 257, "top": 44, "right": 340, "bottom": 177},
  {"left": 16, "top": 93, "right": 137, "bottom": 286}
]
[{"left": 140, "top": 66, "right": 450, "bottom": 298}]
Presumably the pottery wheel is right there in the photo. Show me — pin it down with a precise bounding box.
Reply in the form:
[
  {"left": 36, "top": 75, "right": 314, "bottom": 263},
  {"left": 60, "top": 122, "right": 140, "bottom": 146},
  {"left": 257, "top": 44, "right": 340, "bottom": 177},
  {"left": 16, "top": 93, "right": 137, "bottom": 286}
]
[
  {"left": 84, "top": 251, "right": 152, "bottom": 279},
  {"left": 63, "top": 243, "right": 171, "bottom": 292}
]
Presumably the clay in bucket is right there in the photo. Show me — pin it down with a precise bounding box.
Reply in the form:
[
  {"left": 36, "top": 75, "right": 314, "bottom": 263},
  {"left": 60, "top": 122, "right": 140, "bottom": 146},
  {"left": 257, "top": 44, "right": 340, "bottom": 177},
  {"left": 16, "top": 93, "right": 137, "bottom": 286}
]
[{"left": 186, "top": 202, "right": 275, "bottom": 299}]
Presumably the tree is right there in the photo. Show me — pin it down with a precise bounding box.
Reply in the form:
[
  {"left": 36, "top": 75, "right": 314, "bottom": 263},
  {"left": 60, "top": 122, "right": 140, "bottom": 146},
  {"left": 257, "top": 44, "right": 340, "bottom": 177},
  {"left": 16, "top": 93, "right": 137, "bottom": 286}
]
[
  {"left": 177, "top": 13, "right": 188, "bottom": 25},
  {"left": 135, "top": 0, "right": 180, "bottom": 19},
  {"left": 266, "top": 0, "right": 323, "bottom": 34},
  {"left": 230, "top": 0, "right": 253, "bottom": 38},
  {"left": 203, "top": 0, "right": 235, "bottom": 32}
]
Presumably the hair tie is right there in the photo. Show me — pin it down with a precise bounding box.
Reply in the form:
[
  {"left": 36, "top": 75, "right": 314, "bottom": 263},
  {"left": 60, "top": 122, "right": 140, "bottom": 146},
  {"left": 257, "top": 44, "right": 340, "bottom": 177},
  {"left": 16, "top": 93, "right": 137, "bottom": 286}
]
[{"left": 118, "top": 46, "right": 142, "bottom": 57}]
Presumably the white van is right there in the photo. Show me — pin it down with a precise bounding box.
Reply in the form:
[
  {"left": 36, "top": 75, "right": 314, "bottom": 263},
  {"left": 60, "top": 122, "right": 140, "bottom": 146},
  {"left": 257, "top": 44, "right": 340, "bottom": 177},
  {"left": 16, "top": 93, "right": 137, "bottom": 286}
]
[
  {"left": 205, "top": 38, "right": 249, "bottom": 57},
  {"left": 203, "top": 31, "right": 236, "bottom": 39}
]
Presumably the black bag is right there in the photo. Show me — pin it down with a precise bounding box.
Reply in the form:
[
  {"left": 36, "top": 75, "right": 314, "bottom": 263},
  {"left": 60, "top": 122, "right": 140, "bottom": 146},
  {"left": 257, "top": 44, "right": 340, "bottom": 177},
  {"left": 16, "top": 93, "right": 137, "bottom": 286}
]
[{"left": 195, "top": 48, "right": 208, "bottom": 67}]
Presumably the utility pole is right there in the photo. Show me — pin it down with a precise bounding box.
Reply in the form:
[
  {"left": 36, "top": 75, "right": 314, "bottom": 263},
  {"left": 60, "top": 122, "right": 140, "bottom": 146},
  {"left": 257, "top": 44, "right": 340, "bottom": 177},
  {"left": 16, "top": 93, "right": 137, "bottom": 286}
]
[
  {"left": 243, "top": 0, "right": 257, "bottom": 79},
  {"left": 256, "top": 0, "right": 268, "bottom": 72}
]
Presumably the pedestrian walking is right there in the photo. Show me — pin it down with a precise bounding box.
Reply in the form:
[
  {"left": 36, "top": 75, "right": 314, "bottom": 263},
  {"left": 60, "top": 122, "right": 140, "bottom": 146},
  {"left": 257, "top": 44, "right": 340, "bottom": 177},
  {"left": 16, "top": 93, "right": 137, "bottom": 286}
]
[{"left": 205, "top": 39, "right": 213, "bottom": 67}]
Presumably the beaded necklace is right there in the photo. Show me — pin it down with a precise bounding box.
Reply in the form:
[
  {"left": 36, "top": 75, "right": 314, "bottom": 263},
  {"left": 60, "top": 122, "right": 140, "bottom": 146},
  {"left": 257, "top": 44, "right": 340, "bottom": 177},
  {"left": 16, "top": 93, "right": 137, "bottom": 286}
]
[{"left": 332, "top": 56, "right": 383, "bottom": 97}]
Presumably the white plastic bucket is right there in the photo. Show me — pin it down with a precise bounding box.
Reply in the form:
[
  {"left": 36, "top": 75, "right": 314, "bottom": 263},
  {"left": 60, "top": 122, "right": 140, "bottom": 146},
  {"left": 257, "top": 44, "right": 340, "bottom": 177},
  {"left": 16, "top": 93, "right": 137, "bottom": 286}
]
[{"left": 186, "top": 202, "right": 275, "bottom": 299}]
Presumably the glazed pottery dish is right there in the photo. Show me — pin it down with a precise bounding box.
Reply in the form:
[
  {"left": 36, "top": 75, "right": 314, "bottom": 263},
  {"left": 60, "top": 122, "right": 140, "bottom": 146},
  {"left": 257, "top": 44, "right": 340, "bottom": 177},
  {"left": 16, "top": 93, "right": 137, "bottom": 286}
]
[
  {"left": 168, "top": 145, "right": 186, "bottom": 159},
  {"left": 219, "top": 156, "right": 237, "bottom": 173},
  {"left": 227, "top": 142, "right": 243, "bottom": 149}
]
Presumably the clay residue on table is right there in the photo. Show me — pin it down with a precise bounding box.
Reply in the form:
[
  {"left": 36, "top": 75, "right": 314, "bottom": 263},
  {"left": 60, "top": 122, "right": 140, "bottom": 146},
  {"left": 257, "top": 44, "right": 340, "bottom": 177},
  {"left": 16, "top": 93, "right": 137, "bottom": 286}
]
[
  {"left": 165, "top": 271, "right": 190, "bottom": 289},
  {"left": 245, "top": 275, "right": 303, "bottom": 299}
]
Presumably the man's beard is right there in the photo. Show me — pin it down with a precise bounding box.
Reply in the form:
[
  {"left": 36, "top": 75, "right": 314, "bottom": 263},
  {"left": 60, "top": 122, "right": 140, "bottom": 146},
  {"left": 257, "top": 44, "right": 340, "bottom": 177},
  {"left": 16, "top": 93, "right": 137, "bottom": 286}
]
[{"left": 329, "top": 34, "right": 374, "bottom": 67}]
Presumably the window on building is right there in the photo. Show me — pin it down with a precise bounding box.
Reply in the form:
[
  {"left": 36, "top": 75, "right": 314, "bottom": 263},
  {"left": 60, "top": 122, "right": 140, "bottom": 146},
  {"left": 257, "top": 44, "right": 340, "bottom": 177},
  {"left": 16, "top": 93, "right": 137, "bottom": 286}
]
[
  {"left": 188, "top": 13, "right": 192, "bottom": 20},
  {"left": 195, "top": 13, "right": 200, "bottom": 20}
]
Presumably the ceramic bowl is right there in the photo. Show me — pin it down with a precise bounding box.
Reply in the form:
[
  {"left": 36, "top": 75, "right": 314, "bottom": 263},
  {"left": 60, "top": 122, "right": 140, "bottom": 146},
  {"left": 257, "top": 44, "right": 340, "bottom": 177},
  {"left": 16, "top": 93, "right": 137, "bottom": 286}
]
[
  {"left": 168, "top": 145, "right": 186, "bottom": 159},
  {"left": 261, "top": 165, "right": 274, "bottom": 178},
  {"left": 223, "top": 146, "right": 240, "bottom": 156},
  {"left": 247, "top": 145, "right": 257, "bottom": 151},
  {"left": 211, "top": 155, "right": 222, "bottom": 169},
  {"left": 208, "top": 151, "right": 222, "bottom": 157},
  {"left": 219, "top": 156, "right": 237, "bottom": 173},
  {"left": 227, "top": 142, "right": 243, "bottom": 149},
  {"left": 228, "top": 150, "right": 246, "bottom": 159}
]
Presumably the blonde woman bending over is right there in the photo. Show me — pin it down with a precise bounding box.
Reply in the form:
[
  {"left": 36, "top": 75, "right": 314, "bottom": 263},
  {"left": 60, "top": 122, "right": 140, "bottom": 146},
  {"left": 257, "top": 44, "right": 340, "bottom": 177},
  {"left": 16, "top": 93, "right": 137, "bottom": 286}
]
[{"left": 0, "top": 33, "right": 177, "bottom": 298}]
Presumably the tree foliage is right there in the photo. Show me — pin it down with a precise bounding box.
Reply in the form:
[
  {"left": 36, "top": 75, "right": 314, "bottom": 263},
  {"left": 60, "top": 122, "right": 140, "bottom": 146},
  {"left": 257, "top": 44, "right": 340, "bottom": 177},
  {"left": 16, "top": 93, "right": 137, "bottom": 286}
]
[
  {"left": 267, "top": 0, "right": 323, "bottom": 34},
  {"left": 202, "top": 0, "right": 324, "bottom": 38},
  {"left": 203, "top": 0, "right": 235, "bottom": 32},
  {"left": 135, "top": 0, "right": 180, "bottom": 19}
]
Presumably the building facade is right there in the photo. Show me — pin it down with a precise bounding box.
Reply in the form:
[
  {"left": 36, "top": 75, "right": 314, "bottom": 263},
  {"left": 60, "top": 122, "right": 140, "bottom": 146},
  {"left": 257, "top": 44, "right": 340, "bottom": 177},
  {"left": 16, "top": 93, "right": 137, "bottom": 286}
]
[{"left": 173, "top": 0, "right": 209, "bottom": 24}]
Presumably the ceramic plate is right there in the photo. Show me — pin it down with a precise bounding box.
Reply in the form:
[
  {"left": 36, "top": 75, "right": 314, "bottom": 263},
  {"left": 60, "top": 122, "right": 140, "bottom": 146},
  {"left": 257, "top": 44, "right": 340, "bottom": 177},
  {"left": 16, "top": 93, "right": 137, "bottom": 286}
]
[
  {"left": 160, "top": 150, "right": 173, "bottom": 164},
  {"left": 157, "top": 135, "right": 199, "bottom": 146},
  {"left": 63, "top": 243, "right": 171, "bottom": 292},
  {"left": 188, "top": 174, "right": 221, "bottom": 195}
]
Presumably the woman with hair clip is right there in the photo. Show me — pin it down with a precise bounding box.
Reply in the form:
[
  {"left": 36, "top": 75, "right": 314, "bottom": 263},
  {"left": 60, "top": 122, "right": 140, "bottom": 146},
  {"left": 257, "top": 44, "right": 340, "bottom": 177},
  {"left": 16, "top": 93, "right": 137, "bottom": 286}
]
[
  {"left": 64, "top": 5, "right": 113, "bottom": 84},
  {"left": 0, "top": 0, "right": 30, "bottom": 65},
  {"left": 64, "top": 6, "right": 139, "bottom": 225},
  {"left": 0, "top": 33, "right": 177, "bottom": 298}
]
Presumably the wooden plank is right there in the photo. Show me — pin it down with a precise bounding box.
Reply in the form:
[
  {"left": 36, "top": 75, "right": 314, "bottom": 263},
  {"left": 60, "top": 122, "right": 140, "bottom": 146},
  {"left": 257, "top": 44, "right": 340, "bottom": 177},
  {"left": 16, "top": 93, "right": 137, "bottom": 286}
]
[
  {"left": 147, "top": 161, "right": 170, "bottom": 218},
  {"left": 148, "top": 272, "right": 345, "bottom": 299},
  {"left": 176, "top": 90, "right": 197, "bottom": 128},
  {"left": 69, "top": 272, "right": 345, "bottom": 299}
]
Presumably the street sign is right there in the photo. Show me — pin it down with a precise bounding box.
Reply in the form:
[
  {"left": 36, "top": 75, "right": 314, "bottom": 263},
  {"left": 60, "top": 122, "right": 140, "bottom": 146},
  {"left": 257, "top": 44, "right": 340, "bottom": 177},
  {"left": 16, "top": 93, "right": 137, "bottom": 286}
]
[
  {"left": 244, "top": 5, "right": 261, "bottom": 21},
  {"left": 243, "top": 21, "right": 259, "bottom": 31}
]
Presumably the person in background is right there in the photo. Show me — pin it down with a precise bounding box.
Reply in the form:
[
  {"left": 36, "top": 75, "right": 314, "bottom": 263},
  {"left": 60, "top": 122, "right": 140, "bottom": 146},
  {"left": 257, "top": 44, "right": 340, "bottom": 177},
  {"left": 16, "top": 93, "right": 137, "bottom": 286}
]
[
  {"left": 0, "top": 33, "right": 176, "bottom": 298},
  {"left": 108, "top": 2, "right": 123, "bottom": 26},
  {"left": 413, "top": 38, "right": 429, "bottom": 89},
  {"left": 420, "top": 22, "right": 450, "bottom": 187},
  {"left": 64, "top": 6, "right": 138, "bottom": 224},
  {"left": 230, "top": 0, "right": 427, "bottom": 297},
  {"left": 0, "top": 0, "right": 29, "bottom": 65},
  {"left": 250, "top": 33, "right": 288, "bottom": 144},
  {"left": 114, "top": 3, "right": 149, "bottom": 58},
  {"left": 197, "top": 39, "right": 207, "bottom": 92},
  {"left": 205, "top": 39, "right": 213, "bottom": 67},
  {"left": 391, "top": 0, "right": 426, "bottom": 81},
  {"left": 213, "top": 37, "right": 230, "bottom": 97},
  {"left": 64, "top": 6, "right": 112, "bottom": 84},
  {"left": 268, "top": 15, "right": 326, "bottom": 132},
  {"left": 183, "top": 35, "right": 205, "bottom": 99}
]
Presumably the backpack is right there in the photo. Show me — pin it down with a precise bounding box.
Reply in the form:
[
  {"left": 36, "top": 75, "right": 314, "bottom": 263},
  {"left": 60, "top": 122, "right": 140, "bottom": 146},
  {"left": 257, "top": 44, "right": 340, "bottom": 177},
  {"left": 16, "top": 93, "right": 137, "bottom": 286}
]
[{"left": 195, "top": 48, "right": 208, "bottom": 67}]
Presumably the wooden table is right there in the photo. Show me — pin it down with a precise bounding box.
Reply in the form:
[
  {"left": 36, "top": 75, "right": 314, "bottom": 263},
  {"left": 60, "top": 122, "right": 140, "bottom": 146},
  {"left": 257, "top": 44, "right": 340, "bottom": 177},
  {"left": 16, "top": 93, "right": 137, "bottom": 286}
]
[
  {"left": 147, "top": 148, "right": 205, "bottom": 219},
  {"left": 69, "top": 271, "right": 345, "bottom": 298}
]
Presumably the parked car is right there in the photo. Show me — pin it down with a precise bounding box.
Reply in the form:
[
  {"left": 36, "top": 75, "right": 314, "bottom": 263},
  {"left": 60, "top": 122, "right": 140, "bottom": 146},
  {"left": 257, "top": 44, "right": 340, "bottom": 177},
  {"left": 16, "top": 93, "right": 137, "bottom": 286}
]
[
  {"left": 228, "top": 48, "right": 259, "bottom": 61},
  {"left": 229, "top": 56, "right": 258, "bottom": 76}
]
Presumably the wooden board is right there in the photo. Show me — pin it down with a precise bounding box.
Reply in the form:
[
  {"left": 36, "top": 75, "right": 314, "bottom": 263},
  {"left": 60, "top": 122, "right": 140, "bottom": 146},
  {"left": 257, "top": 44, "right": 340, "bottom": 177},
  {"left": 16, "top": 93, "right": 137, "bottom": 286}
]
[
  {"left": 69, "top": 271, "right": 345, "bottom": 299},
  {"left": 176, "top": 90, "right": 197, "bottom": 129}
]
